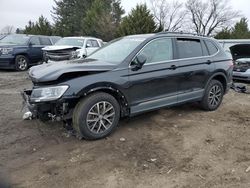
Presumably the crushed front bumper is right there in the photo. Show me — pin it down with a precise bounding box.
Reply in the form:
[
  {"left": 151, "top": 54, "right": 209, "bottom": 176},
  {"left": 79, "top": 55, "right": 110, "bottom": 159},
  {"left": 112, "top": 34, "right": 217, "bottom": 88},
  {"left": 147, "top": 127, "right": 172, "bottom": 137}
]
[
  {"left": 233, "top": 71, "right": 250, "bottom": 82},
  {"left": 21, "top": 89, "right": 77, "bottom": 121}
]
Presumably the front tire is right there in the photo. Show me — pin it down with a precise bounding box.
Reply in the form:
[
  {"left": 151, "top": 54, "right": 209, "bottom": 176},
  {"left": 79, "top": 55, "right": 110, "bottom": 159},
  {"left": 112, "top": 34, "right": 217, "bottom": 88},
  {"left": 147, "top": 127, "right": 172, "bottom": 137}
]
[
  {"left": 15, "top": 55, "right": 29, "bottom": 71},
  {"left": 73, "top": 92, "right": 120, "bottom": 140},
  {"left": 200, "top": 79, "right": 224, "bottom": 111}
]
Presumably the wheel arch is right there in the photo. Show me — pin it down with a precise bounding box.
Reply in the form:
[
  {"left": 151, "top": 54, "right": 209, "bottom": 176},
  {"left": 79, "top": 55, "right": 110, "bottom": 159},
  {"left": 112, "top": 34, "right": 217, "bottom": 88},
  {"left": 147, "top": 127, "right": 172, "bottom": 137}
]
[
  {"left": 77, "top": 83, "right": 130, "bottom": 117},
  {"left": 206, "top": 72, "right": 227, "bottom": 92},
  {"left": 15, "top": 53, "right": 30, "bottom": 60}
]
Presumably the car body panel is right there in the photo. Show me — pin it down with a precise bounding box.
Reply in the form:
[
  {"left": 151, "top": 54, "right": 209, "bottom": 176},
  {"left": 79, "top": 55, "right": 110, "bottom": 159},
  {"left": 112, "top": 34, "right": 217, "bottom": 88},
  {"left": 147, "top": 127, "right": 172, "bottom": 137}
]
[
  {"left": 43, "top": 37, "right": 103, "bottom": 62},
  {"left": 23, "top": 33, "right": 233, "bottom": 121},
  {"left": 233, "top": 58, "right": 250, "bottom": 81},
  {"left": 0, "top": 34, "right": 60, "bottom": 69}
]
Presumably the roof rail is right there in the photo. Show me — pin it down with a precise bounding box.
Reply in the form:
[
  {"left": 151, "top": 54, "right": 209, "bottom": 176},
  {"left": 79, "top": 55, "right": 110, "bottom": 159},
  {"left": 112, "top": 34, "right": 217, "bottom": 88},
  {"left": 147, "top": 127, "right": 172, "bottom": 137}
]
[{"left": 157, "top": 31, "right": 208, "bottom": 37}]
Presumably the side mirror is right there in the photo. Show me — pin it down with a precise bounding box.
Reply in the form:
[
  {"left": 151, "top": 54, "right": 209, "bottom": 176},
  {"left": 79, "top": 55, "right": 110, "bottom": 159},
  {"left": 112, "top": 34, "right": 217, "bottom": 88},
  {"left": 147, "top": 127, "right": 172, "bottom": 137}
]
[
  {"left": 28, "top": 42, "right": 33, "bottom": 47},
  {"left": 131, "top": 54, "right": 147, "bottom": 71},
  {"left": 86, "top": 43, "right": 91, "bottom": 48}
]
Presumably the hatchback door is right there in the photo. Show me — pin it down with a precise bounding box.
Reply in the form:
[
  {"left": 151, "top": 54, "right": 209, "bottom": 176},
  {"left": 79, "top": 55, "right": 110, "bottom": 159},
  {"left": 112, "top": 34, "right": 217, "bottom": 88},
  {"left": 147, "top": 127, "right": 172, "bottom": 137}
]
[
  {"left": 174, "top": 38, "right": 215, "bottom": 103},
  {"left": 127, "top": 37, "right": 179, "bottom": 115}
]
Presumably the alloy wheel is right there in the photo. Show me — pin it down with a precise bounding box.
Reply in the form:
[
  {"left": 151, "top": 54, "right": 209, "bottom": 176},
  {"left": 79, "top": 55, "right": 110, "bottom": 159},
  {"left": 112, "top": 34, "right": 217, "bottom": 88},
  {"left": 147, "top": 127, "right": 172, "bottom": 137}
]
[
  {"left": 17, "top": 57, "right": 28, "bottom": 70},
  {"left": 208, "top": 85, "right": 222, "bottom": 107},
  {"left": 86, "top": 101, "right": 115, "bottom": 134}
]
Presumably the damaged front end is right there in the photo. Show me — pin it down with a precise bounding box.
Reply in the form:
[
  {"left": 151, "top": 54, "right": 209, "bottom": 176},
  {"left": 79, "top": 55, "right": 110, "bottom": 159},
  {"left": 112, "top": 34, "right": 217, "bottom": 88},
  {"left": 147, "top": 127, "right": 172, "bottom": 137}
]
[
  {"left": 21, "top": 86, "right": 78, "bottom": 122},
  {"left": 233, "top": 58, "right": 250, "bottom": 81},
  {"left": 44, "top": 47, "right": 82, "bottom": 63},
  {"left": 21, "top": 59, "right": 117, "bottom": 122}
]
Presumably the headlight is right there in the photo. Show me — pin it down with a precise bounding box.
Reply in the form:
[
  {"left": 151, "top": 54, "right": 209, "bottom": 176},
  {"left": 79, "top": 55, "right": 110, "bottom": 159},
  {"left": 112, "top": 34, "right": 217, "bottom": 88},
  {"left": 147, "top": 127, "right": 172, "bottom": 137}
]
[
  {"left": 71, "top": 50, "right": 80, "bottom": 59},
  {"left": 0, "top": 48, "right": 13, "bottom": 55},
  {"left": 30, "top": 85, "right": 69, "bottom": 102}
]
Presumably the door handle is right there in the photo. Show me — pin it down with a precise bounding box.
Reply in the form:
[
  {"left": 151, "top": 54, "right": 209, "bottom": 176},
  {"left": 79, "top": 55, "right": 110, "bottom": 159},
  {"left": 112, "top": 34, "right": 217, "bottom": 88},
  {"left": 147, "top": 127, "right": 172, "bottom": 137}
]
[
  {"left": 170, "top": 65, "right": 177, "bottom": 70},
  {"left": 206, "top": 60, "right": 212, "bottom": 65}
]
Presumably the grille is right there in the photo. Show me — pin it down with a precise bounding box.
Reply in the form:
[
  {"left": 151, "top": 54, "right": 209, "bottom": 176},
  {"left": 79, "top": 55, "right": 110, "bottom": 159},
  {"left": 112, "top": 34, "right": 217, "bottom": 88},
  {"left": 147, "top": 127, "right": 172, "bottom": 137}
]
[{"left": 46, "top": 49, "right": 74, "bottom": 61}]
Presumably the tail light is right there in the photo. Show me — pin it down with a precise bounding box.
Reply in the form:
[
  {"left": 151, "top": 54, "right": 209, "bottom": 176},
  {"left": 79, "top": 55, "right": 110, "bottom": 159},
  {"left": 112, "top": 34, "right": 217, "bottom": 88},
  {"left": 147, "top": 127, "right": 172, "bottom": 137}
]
[{"left": 229, "top": 60, "right": 234, "bottom": 68}]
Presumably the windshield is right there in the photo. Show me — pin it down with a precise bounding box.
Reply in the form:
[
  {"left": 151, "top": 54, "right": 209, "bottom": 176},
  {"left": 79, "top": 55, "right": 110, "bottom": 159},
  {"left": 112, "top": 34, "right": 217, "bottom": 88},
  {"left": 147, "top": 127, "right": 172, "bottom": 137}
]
[
  {"left": 55, "top": 38, "right": 85, "bottom": 47},
  {"left": 87, "top": 37, "right": 146, "bottom": 64},
  {"left": 0, "top": 35, "right": 30, "bottom": 45}
]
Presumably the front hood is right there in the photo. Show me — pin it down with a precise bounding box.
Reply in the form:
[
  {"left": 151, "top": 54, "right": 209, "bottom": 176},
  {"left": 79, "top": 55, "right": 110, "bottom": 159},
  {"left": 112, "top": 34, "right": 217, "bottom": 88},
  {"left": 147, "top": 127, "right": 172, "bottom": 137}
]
[
  {"left": 42, "top": 45, "right": 81, "bottom": 51},
  {"left": 29, "top": 59, "right": 117, "bottom": 83}
]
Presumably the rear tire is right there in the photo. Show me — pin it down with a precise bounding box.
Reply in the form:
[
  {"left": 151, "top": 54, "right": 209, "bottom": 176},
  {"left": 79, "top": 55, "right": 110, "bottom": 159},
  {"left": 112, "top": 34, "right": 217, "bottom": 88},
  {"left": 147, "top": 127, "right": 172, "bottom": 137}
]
[
  {"left": 200, "top": 79, "right": 224, "bottom": 111},
  {"left": 73, "top": 92, "right": 120, "bottom": 140},
  {"left": 15, "top": 55, "right": 29, "bottom": 71}
]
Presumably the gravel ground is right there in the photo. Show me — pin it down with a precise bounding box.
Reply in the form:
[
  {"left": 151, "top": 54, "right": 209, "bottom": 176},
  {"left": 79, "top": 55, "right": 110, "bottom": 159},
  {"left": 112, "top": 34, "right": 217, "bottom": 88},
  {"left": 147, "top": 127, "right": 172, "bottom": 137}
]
[{"left": 0, "top": 70, "right": 249, "bottom": 188}]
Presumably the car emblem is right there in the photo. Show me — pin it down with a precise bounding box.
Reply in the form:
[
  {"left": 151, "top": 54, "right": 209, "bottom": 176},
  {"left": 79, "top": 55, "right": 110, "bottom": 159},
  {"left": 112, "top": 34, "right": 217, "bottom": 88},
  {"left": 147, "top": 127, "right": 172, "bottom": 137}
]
[{"left": 237, "top": 69, "right": 241, "bottom": 72}]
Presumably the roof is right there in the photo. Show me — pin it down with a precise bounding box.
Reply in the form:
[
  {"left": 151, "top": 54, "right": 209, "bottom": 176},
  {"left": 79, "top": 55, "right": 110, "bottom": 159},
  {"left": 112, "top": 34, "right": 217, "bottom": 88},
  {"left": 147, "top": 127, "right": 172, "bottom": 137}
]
[
  {"left": 156, "top": 31, "right": 211, "bottom": 39},
  {"left": 123, "top": 32, "right": 211, "bottom": 40},
  {"left": 6, "top": 34, "right": 60, "bottom": 38},
  {"left": 62, "top": 36, "right": 102, "bottom": 40}
]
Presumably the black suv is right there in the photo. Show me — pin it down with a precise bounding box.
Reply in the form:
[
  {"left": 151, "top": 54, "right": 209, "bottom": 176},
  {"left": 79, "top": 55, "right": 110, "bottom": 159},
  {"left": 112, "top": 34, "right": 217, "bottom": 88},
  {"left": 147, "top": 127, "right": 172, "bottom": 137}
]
[
  {"left": 0, "top": 34, "right": 60, "bottom": 71},
  {"left": 22, "top": 32, "right": 233, "bottom": 140}
]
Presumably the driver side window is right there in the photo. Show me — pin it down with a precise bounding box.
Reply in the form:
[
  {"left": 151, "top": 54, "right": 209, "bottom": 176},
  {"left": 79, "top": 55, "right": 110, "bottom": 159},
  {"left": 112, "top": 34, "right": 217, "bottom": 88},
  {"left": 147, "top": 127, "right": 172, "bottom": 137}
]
[
  {"left": 138, "top": 38, "right": 173, "bottom": 64},
  {"left": 86, "top": 40, "right": 93, "bottom": 48}
]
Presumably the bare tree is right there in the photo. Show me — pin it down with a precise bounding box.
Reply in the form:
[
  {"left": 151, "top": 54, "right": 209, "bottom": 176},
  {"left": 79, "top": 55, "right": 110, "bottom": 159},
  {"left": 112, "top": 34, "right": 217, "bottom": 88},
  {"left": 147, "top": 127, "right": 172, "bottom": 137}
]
[
  {"left": 1, "top": 25, "right": 15, "bottom": 34},
  {"left": 150, "top": 0, "right": 186, "bottom": 32},
  {"left": 186, "top": 0, "right": 240, "bottom": 36}
]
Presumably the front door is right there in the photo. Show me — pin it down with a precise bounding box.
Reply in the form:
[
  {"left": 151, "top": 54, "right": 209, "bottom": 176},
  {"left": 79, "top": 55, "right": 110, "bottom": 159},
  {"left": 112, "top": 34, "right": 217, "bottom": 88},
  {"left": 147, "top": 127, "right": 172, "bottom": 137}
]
[
  {"left": 86, "top": 39, "right": 100, "bottom": 56},
  {"left": 127, "top": 37, "right": 179, "bottom": 115},
  {"left": 28, "top": 36, "right": 43, "bottom": 63}
]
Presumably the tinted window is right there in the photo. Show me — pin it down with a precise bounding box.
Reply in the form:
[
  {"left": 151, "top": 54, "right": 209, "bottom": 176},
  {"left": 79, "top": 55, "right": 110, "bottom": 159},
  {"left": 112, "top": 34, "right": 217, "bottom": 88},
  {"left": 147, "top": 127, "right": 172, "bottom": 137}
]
[
  {"left": 138, "top": 38, "right": 173, "bottom": 64},
  {"left": 177, "top": 38, "right": 203, "bottom": 58},
  {"left": 91, "top": 40, "right": 100, "bottom": 47},
  {"left": 40, "top": 37, "right": 52, "bottom": 45},
  {"left": 205, "top": 40, "right": 218, "bottom": 55},
  {"left": 30, "top": 37, "right": 40, "bottom": 45}
]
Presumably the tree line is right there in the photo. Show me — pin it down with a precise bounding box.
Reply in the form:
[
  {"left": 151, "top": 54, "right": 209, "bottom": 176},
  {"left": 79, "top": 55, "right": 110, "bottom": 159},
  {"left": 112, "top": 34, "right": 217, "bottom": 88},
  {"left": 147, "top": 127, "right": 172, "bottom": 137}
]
[{"left": 19, "top": 0, "right": 250, "bottom": 41}]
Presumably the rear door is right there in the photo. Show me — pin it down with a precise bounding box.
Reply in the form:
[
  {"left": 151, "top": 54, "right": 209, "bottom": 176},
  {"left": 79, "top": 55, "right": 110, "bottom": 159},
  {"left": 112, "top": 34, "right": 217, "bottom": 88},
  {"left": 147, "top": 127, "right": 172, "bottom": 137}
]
[
  {"left": 175, "top": 38, "right": 215, "bottom": 103},
  {"left": 128, "top": 37, "right": 179, "bottom": 115}
]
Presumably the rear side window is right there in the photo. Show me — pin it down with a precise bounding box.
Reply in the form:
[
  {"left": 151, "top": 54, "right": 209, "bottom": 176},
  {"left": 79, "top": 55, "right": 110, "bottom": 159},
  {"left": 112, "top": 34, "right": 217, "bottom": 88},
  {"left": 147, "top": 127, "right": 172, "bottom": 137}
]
[
  {"left": 40, "top": 37, "right": 52, "bottom": 45},
  {"left": 138, "top": 38, "right": 173, "bottom": 64},
  {"left": 205, "top": 40, "right": 218, "bottom": 55},
  {"left": 176, "top": 38, "right": 203, "bottom": 59},
  {"left": 30, "top": 37, "right": 40, "bottom": 45}
]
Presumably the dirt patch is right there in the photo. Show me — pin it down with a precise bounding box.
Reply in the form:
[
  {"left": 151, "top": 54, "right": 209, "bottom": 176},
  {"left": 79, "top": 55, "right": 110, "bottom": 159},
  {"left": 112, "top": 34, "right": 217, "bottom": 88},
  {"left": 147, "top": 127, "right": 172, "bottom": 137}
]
[{"left": 0, "top": 71, "right": 250, "bottom": 188}]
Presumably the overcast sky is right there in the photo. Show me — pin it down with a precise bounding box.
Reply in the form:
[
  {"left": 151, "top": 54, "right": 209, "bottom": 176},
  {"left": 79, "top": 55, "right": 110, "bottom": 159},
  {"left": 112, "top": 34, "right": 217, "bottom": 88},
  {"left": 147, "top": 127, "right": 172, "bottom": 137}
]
[{"left": 0, "top": 0, "right": 249, "bottom": 32}]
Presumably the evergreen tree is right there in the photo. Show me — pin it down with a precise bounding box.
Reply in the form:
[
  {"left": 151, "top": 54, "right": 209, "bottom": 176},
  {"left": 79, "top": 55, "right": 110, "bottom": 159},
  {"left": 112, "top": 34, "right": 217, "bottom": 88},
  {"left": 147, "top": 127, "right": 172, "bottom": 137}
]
[
  {"left": 23, "top": 15, "right": 53, "bottom": 35},
  {"left": 83, "top": 0, "right": 124, "bottom": 41},
  {"left": 215, "top": 18, "right": 250, "bottom": 39},
  {"left": 52, "top": 0, "right": 93, "bottom": 36},
  {"left": 215, "top": 28, "right": 232, "bottom": 39},
  {"left": 117, "top": 4, "right": 157, "bottom": 36},
  {"left": 231, "top": 18, "right": 250, "bottom": 39}
]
